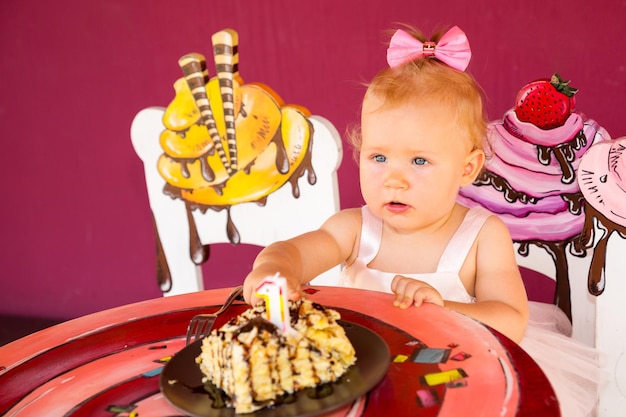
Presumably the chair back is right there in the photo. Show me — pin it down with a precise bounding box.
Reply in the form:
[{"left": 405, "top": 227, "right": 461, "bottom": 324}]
[
  {"left": 457, "top": 72, "right": 626, "bottom": 415},
  {"left": 577, "top": 137, "right": 626, "bottom": 416},
  {"left": 130, "top": 29, "right": 343, "bottom": 295}
]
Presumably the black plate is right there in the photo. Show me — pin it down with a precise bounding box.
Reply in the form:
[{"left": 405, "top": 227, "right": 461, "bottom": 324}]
[{"left": 160, "top": 320, "right": 390, "bottom": 417}]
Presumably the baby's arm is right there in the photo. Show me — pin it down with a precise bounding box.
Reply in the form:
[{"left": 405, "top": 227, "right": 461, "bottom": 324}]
[
  {"left": 242, "top": 208, "right": 361, "bottom": 305},
  {"left": 446, "top": 216, "right": 529, "bottom": 343}
]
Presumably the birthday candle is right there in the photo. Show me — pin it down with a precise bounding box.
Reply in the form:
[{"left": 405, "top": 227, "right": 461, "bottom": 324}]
[{"left": 254, "top": 273, "right": 293, "bottom": 334}]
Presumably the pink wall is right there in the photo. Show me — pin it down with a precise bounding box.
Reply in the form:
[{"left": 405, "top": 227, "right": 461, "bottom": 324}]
[{"left": 2, "top": 0, "right": 625, "bottom": 320}]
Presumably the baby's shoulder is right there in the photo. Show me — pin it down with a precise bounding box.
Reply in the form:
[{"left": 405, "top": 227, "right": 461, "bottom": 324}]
[
  {"left": 319, "top": 208, "right": 363, "bottom": 264},
  {"left": 479, "top": 212, "right": 513, "bottom": 239},
  {"left": 323, "top": 207, "right": 363, "bottom": 231},
  {"left": 326, "top": 206, "right": 362, "bottom": 219}
]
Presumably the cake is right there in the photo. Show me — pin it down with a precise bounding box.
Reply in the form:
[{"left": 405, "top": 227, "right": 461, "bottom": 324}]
[
  {"left": 458, "top": 74, "right": 610, "bottom": 242},
  {"left": 456, "top": 73, "right": 609, "bottom": 316},
  {"left": 458, "top": 102, "right": 608, "bottom": 242},
  {"left": 195, "top": 298, "right": 356, "bottom": 414}
]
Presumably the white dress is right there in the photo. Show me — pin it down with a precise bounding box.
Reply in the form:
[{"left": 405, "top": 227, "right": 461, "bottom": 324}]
[{"left": 340, "top": 205, "right": 601, "bottom": 417}]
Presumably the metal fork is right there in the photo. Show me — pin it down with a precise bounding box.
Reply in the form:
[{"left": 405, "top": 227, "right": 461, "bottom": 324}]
[{"left": 185, "top": 285, "right": 244, "bottom": 345}]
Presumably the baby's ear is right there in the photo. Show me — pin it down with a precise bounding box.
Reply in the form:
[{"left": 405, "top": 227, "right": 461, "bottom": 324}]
[{"left": 460, "top": 149, "right": 485, "bottom": 186}]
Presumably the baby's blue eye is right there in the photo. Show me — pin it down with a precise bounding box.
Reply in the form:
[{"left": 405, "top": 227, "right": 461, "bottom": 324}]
[
  {"left": 374, "top": 155, "right": 386, "bottom": 162},
  {"left": 413, "top": 157, "right": 427, "bottom": 165}
]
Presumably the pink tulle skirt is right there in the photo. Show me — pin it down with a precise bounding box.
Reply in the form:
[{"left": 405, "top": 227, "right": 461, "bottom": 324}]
[{"left": 521, "top": 302, "right": 604, "bottom": 417}]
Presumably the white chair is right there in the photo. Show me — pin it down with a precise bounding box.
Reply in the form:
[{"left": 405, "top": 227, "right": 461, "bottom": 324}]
[
  {"left": 590, "top": 228, "right": 626, "bottom": 416},
  {"left": 576, "top": 137, "right": 626, "bottom": 416},
  {"left": 512, "top": 135, "right": 626, "bottom": 416},
  {"left": 514, "top": 242, "right": 596, "bottom": 345},
  {"left": 514, "top": 222, "right": 626, "bottom": 416},
  {"left": 460, "top": 96, "right": 626, "bottom": 417},
  {"left": 130, "top": 28, "right": 343, "bottom": 296},
  {"left": 131, "top": 107, "right": 342, "bottom": 295},
  {"left": 502, "top": 135, "right": 626, "bottom": 417}
]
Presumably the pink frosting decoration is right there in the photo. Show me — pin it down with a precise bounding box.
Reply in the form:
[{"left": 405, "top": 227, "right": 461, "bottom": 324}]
[
  {"left": 458, "top": 194, "right": 585, "bottom": 242},
  {"left": 483, "top": 152, "right": 581, "bottom": 198},
  {"left": 458, "top": 184, "right": 569, "bottom": 217},
  {"left": 502, "top": 110, "right": 585, "bottom": 147},
  {"left": 578, "top": 137, "right": 626, "bottom": 227},
  {"left": 457, "top": 105, "right": 610, "bottom": 242},
  {"left": 489, "top": 113, "right": 607, "bottom": 175},
  {"left": 499, "top": 206, "right": 586, "bottom": 242}
]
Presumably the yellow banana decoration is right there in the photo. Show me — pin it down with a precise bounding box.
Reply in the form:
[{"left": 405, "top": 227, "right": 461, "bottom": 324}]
[
  {"left": 180, "top": 106, "right": 313, "bottom": 205},
  {"left": 158, "top": 79, "right": 282, "bottom": 187},
  {"left": 156, "top": 28, "right": 316, "bottom": 244}
]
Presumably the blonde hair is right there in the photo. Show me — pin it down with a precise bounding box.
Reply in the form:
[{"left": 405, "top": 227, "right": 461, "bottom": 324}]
[{"left": 348, "top": 26, "right": 488, "bottom": 160}]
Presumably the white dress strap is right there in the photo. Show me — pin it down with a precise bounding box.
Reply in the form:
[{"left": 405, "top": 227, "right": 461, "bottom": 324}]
[
  {"left": 358, "top": 206, "right": 382, "bottom": 264},
  {"left": 437, "top": 206, "right": 492, "bottom": 272}
]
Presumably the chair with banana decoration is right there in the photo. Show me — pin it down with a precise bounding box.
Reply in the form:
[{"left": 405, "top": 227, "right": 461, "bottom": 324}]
[
  {"left": 131, "top": 28, "right": 343, "bottom": 296},
  {"left": 457, "top": 73, "right": 626, "bottom": 416}
]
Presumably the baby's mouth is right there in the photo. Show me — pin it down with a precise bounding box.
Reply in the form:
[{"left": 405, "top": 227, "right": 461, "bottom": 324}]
[{"left": 385, "top": 201, "right": 409, "bottom": 212}]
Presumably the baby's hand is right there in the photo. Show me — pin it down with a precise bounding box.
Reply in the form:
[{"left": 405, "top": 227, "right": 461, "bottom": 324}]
[
  {"left": 390, "top": 275, "right": 444, "bottom": 308},
  {"left": 243, "top": 270, "right": 302, "bottom": 306}
]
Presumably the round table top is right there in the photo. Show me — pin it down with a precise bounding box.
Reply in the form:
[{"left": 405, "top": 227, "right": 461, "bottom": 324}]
[{"left": 0, "top": 285, "right": 559, "bottom": 416}]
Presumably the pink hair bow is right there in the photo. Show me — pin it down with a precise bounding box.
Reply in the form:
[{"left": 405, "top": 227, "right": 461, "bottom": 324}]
[{"left": 386, "top": 26, "right": 472, "bottom": 71}]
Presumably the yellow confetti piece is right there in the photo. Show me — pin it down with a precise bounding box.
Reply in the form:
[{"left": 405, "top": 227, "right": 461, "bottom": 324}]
[{"left": 393, "top": 354, "right": 409, "bottom": 363}]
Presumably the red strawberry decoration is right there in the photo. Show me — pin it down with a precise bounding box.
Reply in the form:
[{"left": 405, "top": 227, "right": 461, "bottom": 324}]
[{"left": 514, "top": 73, "right": 578, "bottom": 130}]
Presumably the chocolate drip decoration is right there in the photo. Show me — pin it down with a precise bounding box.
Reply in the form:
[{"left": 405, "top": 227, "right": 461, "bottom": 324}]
[
  {"left": 180, "top": 160, "right": 190, "bottom": 178},
  {"left": 304, "top": 122, "right": 317, "bottom": 186},
  {"left": 163, "top": 184, "right": 245, "bottom": 252},
  {"left": 580, "top": 205, "right": 596, "bottom": 251},
  {"left": 225, "top": 206, "right": 241, "bottom": 245},
  {"left": 518, "top": 240, "right": 573, "bottom": 320},
  {"left": 537, "top": 146, "right": 551, "bottom": 166},
  {"left": 552, "top": 146, "right": 576, "bottom": 184},
  {"left": 235, "top": 316, "right": 279, "bottom": 336},
  {"left": 153, "top": 214, "right": 172, "bottom": 293},
  {"left": 588, "top": 231, "right": 608, "bottom": 296},
  {"left": 244, "top": 160, "right": 254, "bottom": 175},
  {"left": 473, "top": 170, "right": 538, "bottom": 204},
  {"left": 163, "top": 183, "right": 183, "bottom": 200},
  {"left": 186, "top": 202, "right": 210, "bottom": 265},
  {"left": 580, "top": 204, "right": 626, "bottom": 296},
  {"left": 191, "top": 203, "right": 242, "bottom": 246},
  {"left": 272, "top": 124, "right": 290, "bottom": 174},
  {"left": 561, "top": 192, "right": 585, "bottom": 216},
  {"left": 170, "top": 156, "right": 216, "bottom": 182},
  {"left": 208, "top": 182, "right": 224, "bottom": 196},
  {"left": 569, "top": 234, "right": 587, "bottom": 257},
  {"left": 287, "top": 120, "right": 317, "bottom": 199},
  {"left": 536, "top": 130, "right": 586, "bottom": 184},
  {"left": 200, "top": 156, "right": 216, "bottom": 182}
]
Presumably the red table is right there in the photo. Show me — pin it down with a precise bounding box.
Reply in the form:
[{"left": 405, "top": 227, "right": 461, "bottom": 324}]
[{"left": 0, "top": 286, "right": 559, "bottom": 416}]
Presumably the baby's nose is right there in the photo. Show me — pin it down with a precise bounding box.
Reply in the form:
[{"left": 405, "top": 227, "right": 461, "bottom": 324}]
[{"left": 384, "top": 171, "right": 408, "bottom": 189}]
